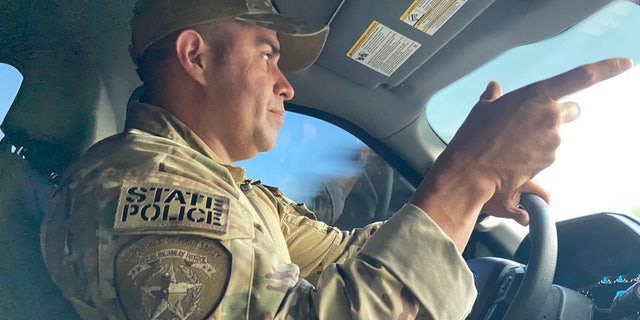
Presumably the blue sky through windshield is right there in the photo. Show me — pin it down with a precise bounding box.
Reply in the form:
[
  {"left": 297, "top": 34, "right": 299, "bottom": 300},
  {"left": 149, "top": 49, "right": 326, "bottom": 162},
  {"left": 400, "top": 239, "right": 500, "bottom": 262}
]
[
  {"left": 0, "top": 63, "right": 23, "bottom": 139},
  {"left": 427, "top": 0, "right": 640, "bottom": 142}
]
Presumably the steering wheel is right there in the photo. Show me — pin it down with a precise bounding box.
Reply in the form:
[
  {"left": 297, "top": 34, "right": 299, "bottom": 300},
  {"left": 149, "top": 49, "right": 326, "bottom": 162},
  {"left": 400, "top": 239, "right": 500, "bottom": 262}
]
[{"left": 466, "top": 193, "right": 558, "bottom": 320}]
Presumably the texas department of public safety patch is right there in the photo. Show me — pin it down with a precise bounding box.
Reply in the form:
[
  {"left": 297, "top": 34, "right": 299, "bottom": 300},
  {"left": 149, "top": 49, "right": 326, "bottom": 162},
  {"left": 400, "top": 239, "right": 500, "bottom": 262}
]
[
  {"left": 115, "top": 236, "right": 231, "bottom": 320},
  {"left": 114, "top": 181, "right": 230, "bottom": 234}
]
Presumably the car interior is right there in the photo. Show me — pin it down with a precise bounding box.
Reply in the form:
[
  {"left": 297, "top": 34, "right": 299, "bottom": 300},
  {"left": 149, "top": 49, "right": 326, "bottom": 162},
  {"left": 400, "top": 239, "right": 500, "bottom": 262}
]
[{"left": 1, "top": 0, "right": 639, "bottom": 319}]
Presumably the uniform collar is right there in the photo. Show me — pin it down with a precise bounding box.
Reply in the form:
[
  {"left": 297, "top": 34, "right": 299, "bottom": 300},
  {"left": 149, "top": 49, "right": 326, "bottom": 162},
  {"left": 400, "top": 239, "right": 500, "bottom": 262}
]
[{"left": 125, "top": 103, "right": 247, "bottom": 184}]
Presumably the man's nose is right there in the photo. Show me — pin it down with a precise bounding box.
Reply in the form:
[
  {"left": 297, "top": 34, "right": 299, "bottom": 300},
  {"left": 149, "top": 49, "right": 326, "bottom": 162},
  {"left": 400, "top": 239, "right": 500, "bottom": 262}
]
[{"left": 274, "top": 68, "right": 294, "bottom": 100}]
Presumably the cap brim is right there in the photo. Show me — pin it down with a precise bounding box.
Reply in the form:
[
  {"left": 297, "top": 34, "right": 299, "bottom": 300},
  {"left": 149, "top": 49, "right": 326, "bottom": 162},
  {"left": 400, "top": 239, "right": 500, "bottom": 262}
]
[{"left": 235, "top": 13, "right": 329, "bottom": 72}]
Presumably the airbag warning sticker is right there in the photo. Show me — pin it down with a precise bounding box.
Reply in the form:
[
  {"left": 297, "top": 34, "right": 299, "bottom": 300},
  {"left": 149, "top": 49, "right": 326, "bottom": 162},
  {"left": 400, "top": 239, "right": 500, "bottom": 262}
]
[
  {"left": 347, "top": 21, "right": 421, "bottom": 77},
  {"left": 401, "top": 0, "right": 468, "bottom": 35}
]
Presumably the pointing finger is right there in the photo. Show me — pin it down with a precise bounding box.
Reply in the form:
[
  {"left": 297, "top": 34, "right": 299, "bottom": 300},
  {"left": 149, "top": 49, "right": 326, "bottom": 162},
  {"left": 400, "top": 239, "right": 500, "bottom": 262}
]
[{"left": 535, "top": 58, "right": 633, "bottom": 101}]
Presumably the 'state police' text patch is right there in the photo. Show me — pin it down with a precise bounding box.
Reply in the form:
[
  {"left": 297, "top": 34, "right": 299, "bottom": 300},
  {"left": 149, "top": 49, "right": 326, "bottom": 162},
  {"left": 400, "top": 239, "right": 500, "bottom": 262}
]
[{"left": 114, "top": 181, "right": 230, "bottom": 234}]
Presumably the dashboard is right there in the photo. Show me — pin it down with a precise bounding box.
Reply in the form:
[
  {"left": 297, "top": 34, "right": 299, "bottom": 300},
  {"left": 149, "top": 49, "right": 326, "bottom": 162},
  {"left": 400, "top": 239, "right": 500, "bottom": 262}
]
[
  {"left": 514, "top": 212, "right": 640, "bottom": 312},
  {"left": 581, "top": 274, "right": 640, "bottom": 309}
]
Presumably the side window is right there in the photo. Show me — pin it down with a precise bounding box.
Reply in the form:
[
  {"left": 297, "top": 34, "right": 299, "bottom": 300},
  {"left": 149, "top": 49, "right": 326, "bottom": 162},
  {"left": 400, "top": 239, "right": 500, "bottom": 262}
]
[
  {"left": 0, "top": 63, "right": 23, "bottom": 139},
  {"left": 238, "top": 112, "right": 414, "bottom": 229}
]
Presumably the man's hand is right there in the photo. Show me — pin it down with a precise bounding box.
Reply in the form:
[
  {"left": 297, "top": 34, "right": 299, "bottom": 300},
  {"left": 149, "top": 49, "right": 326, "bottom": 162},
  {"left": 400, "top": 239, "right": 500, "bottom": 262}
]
[
  {"left": 447, "top": 58, "right": 633, "bottom": 224},
  {"left": 411, "top": 58, "right": 633, "bottom": 251}
]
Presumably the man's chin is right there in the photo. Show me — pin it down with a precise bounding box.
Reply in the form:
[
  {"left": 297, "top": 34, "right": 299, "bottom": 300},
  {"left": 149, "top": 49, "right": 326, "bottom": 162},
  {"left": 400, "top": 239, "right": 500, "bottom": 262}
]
[{"left": 257, "top": 134, "right": 278, "bottom": 154}]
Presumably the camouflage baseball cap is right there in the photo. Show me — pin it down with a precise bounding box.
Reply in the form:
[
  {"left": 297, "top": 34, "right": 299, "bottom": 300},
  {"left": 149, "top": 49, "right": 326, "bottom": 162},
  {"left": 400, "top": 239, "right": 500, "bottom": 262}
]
[{"left": 129, "top": 0, "right": 329, "bottom": 71}]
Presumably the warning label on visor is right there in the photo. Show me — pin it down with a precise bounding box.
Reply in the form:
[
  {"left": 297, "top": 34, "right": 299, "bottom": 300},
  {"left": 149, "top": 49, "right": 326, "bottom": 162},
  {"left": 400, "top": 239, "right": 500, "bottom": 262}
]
[
  {"left": 401, "top": 0, "right": 468, "bottom": 35},
  {"left": 347, "top": 21, "right": 421, "bottom": 77}
]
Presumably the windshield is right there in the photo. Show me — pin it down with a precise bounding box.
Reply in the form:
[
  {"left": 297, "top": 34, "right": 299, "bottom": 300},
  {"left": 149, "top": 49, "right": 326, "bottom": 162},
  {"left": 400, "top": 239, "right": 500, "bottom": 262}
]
[
  {"left": 0, "top": 63, "right": 22, "bottom": 140},
  {"left": 427, "top": 0, "right": 640, "bottom": 221}
]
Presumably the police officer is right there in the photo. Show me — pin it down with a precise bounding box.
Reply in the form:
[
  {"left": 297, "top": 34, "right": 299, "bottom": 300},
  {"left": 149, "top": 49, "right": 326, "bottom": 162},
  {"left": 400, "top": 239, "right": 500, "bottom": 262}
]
[{"left": 41, "top": 0, "right": 632, "bottom": 319}]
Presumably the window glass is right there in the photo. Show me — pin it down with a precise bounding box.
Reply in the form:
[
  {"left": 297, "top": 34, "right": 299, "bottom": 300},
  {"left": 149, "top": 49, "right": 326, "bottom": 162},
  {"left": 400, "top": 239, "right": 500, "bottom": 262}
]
[
  {"left": 238, "top": 112, "right": 414, "bottom": 228},
  {"left": 426, "top": 1, "right": 640, "bottom": 221},
  {"left": 0, "top": 63, "right": 23, "bottom": 139}
]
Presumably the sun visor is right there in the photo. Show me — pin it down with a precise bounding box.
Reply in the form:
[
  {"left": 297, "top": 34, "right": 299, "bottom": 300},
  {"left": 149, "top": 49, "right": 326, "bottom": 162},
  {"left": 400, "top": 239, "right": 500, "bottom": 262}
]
[{"left": 280, "top": 0, "right": 496, "bottom": 89}]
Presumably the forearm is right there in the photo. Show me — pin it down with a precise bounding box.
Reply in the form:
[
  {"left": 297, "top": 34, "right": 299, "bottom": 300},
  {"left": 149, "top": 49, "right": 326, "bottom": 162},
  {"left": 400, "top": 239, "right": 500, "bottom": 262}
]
[{"left": 409, "top": 151, "right": 494, "bottom": 252}]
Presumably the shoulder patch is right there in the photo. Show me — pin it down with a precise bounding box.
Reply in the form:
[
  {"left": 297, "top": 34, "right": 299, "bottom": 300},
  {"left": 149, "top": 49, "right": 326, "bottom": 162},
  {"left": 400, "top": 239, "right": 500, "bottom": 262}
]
[
  {"left": 115, "top": 236, "right": 231, "bottom": 320},
  {"left": 114, "top": 181, "right": 230, "bottom": 234}
]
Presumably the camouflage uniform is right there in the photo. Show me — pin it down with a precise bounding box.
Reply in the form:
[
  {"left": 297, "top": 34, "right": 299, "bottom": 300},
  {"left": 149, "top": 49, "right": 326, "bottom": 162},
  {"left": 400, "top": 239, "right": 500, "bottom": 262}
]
[{"left": 41, "top": 103, "right": 476, "bottom": 319}]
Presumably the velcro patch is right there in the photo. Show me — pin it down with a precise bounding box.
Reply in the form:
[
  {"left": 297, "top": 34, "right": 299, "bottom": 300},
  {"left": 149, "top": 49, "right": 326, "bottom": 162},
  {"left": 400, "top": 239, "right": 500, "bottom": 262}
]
[
  {"left": 115, "top": 236, "right": 230, "bottom": 319},
  {"left": 114, "top": 181, "right": 230, "bottom": 234}
]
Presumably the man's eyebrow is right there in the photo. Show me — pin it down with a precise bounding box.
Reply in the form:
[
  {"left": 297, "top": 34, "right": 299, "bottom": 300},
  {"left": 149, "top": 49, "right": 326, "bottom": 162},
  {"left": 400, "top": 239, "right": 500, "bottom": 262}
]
[{"left": 256, "top": 38, "right": 280, "bottom": 56}]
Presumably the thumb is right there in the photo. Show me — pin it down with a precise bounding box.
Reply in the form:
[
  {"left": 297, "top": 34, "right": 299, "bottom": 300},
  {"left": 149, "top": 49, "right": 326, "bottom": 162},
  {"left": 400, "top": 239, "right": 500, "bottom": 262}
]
[
  {"left": 520, "top": 180, "right": 551, "bottom": 204},
  {"left": 479, "top": 81, "right": 503, "bottom": 102},
  {"left": 510, "top": 181, "right": 551, "bottom": 226},
  {"left": 506, "top": 197, "right": 530, "bottom": 226}
]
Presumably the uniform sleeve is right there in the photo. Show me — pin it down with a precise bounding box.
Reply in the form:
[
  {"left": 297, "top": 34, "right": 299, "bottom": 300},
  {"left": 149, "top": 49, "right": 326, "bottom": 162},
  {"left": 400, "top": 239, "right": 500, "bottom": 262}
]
[
  {"left": 281, "top": 208, "right": 383, "bottom": 283},
  {"left": 269, "top": 183, "right": 475, "bottom": 314},
  {"left": 269, "top": 186, "right": 384, "bottom": 283},
  {"left": 277, "top": 204, "right": 476, "bottom": 319}
]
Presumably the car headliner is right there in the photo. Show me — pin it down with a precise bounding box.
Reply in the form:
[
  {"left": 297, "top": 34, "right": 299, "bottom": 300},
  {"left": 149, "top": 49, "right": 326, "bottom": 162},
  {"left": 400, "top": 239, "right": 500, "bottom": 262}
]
[{"left": 0, "top": 0, "right": 618, "bottom": 178}]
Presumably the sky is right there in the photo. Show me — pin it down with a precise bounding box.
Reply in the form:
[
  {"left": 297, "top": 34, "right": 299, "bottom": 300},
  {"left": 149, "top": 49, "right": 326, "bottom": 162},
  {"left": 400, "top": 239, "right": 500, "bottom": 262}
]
[
  {"left": 0, "top": 63, "right": 23, "bottom": 139},
  {"left": 536, "top": 66, "right": 640, "bottom": 218}
]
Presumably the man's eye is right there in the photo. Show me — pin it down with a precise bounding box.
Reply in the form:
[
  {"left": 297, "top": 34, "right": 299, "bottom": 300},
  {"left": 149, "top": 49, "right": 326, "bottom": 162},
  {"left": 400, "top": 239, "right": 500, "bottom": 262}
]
[{"left": 261, "top": 53, "right": 272, "bottom": 61}]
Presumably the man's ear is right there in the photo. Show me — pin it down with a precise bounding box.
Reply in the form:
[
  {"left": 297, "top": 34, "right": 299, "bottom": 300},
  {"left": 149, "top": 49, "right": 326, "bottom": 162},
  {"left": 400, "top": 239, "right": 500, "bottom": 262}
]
[{"left": 175, "top": 29, "right": 208, "bottom": 86}]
